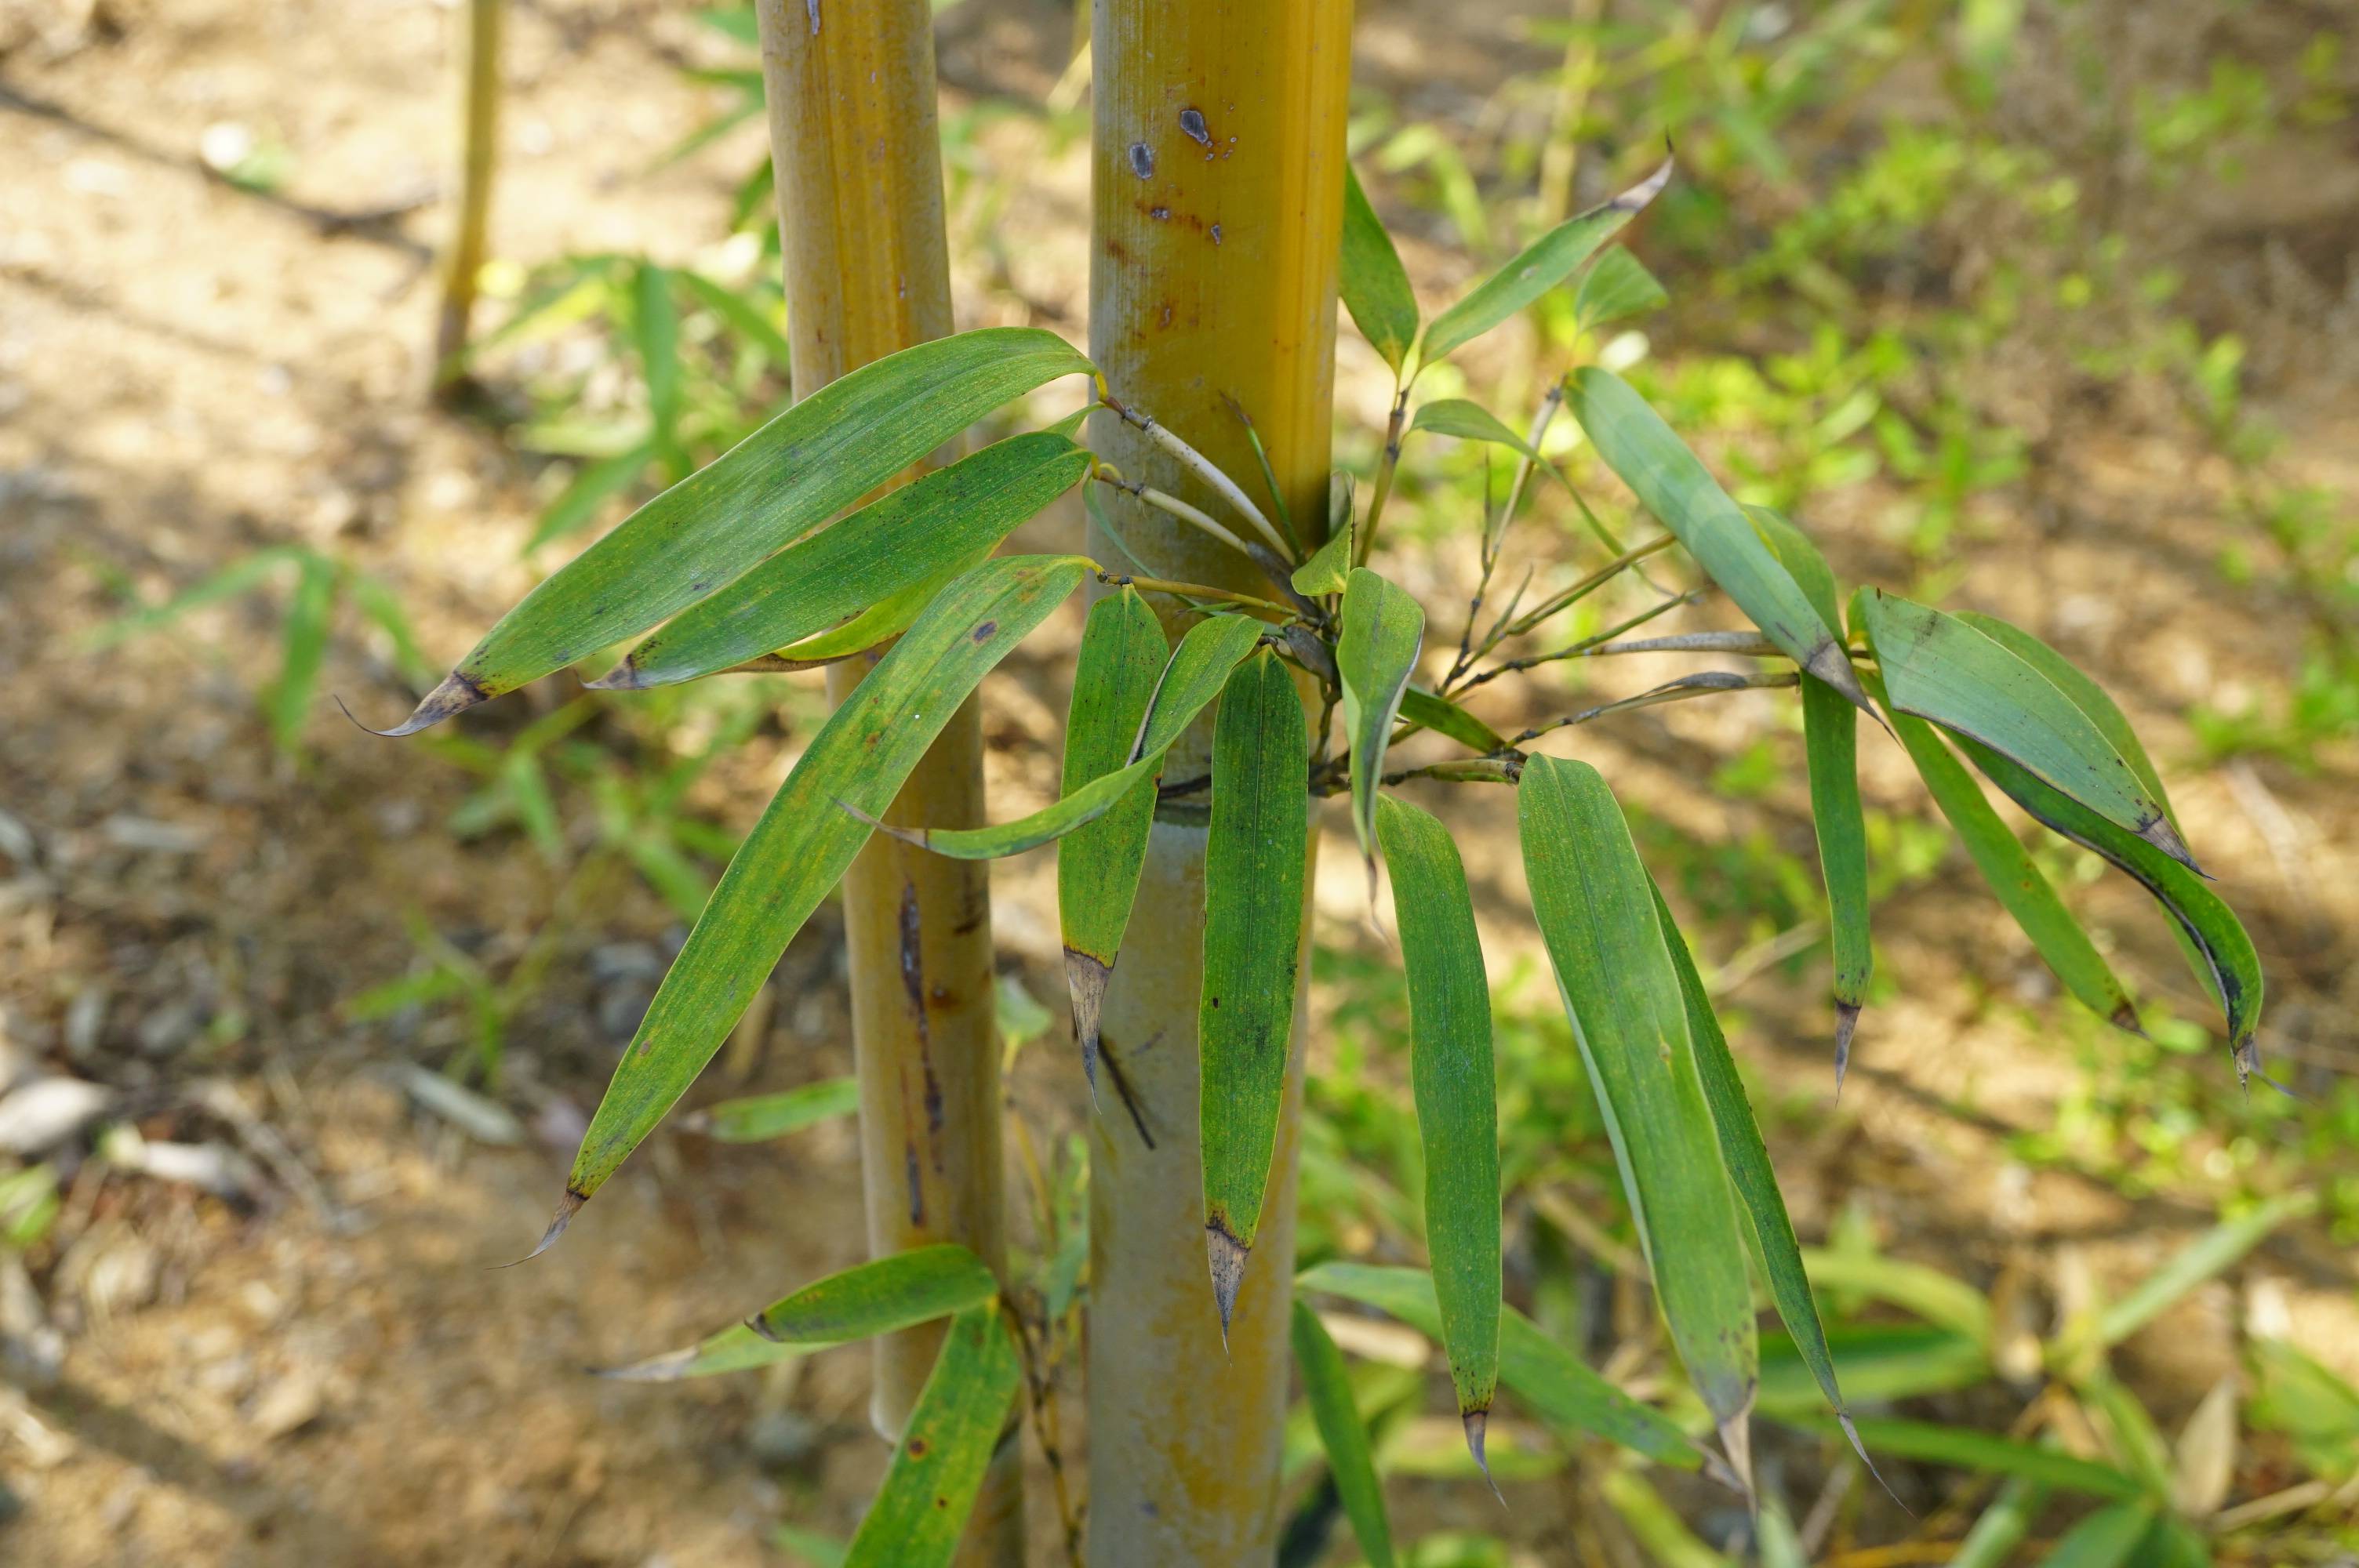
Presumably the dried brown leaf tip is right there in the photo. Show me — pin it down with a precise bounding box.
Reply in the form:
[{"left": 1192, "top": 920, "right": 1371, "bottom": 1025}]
[
  {"left": 339, "top": 669, "right": 489, "bottom": 738},
  {"left": 2139, "top": 813, "right": 2208, "bottom": 878},
  {"left": 499, "top": 1186, "right": 585, "bottom": 1268},
  {"left": 1205, "top": 1218, "right": 1250, "bottom": 1350},
  {"left": 594, "top": 1345, "right": 698, "bottom": 1383},
  {"left": 1717, "top": 1410, "right": 1757, "bottom": 1513},
  {"left": 1063, "top": 947, "right": 1112, "bottom": 1107},
  {"left": 1832, "top": 1000, "right": 1861, "bottom": 1101},
  {"left": 1463, "top": 1408, "right": 1503, "bottom": 1505}
]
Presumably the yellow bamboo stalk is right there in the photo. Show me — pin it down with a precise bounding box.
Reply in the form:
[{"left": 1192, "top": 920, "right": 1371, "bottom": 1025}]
[
  {"left": 434, "top": 0, "right": 502, "bottom": 389},
  {"left": 1085, "top": 2, "right": 1354, "bottom": 1560},
  {"left": 754, "top": 2, "right": 1022, "bottom": 1559}
]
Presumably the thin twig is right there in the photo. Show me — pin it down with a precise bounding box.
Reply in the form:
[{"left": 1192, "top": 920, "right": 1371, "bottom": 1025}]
[
  {"left": 1091, "top": 467, "right": 1254, "bottom": 558},
  {"left": 1496, "top": 533, "right": 1680, "bottom": 643},
  {"left": 1096, "top": 572, "right": 1292, "bottom": 620},
  {"left": 1355, "top": 381, "right": 1412, "bottom": 566},
  {"left": 1580, "top": 630, "right": 1783, "bottom": 658},
  {"left": 1455, "top": 586, "right": 1706, "bottom": 696},
  {"left": 1503, "top": 670, "right": 1797, "bottom": 746},
  {"left": 1099, "top": 387, "right": 1293, "bottom": 560}
]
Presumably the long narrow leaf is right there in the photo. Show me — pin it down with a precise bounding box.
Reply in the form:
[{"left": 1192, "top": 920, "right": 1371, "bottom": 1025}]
[
  {"left": 539, "top": 557, "right": 1089, "bottom": 1243},
  {"left": 2036, "top": 1503, "right": 2157, "bottom": 1567},
  {"left": 1575, "top": 246, "right": 1669, "bottom": 331},
  {"left": 1339, "top": 163, "right": 1418, "bottom": 375},
  {"left": 844, "top": 1305, "right": 1022, "bottom": 1568},
  {"left": 373, "top": 328, "right": 1092, "bottom": 735},
  {"left": 594, "top": 433, "right": 1089, "bottom": 690},
  {"left": 2093, "top": 1193, "right": 2309, "bottom": 1351},
  {"left": 1519, "top": 757, "right": 1757, "bottom": 1483},
  {"left": 1374, "top": 797, "right": 1499, "bottom": 1472},
  {"left": 1291, "top": 1301, "right": 1398, "bottom": 1568},
  {"left": 1339, "top": 569, "right": 1424, "bottom": 900},
  {"left": 1201, "top": 648, "right": 1309, "bottom": 1334},
  {"left": 1824, "top": 1417, "right": 2146, "bottom": 1499},
  {"left": 1950, "top": 1477, "right": 2048, "bottom": 1568},
  {"left": 682, "top": 1077, "right": 861, "bottom": 1142},
  {"left": 633, "top": 261, "right": 685, "bottom": 477},
  {"left": 1398, "top": 684, "right": 1507, "bottom": 753},
  {"left": 1409, "top": 398, "right": 1563, "bottom": 475}
]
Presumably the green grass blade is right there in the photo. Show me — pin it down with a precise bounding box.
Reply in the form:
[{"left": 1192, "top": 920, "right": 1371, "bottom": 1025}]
[
  {"left": 1859, "top": 590, "right": 2195, "bottom": 872},
  {"left": 1201, "top": 648, "right": 1310, "bottom": 1334},
  {"left": 1950, "top": 1477, "right": 2048, "bottom": 1568},
  {"left": 1408, "top": 398, "right": 1564, "bottom": 477},
  {"left": 1057, "top": 589, "right": 1169, "bottom": 1094},
  {"left": 1959, "top": 735, "right": 2266, "bottom": 1083},
  {"left": 632, "top": 261, "right": 686, "bottom": 479},
  {"left": 1518, "top": 757, "right": 1757, "bottom": 1482},
  {"left": 684, "top": 1076, "right": 861, "bottom": 1142},
  {"left": 265, "top": 552, "right": 338, "bottom": 753},
  {"left": 1290, "top": 1301, "right": 1398, "bottom": 1568},
  {"left": 2092, "top": 1193, "right": 2309, "bottom": 1352},
  {"left": 1295, "top": 1262, "right": 1698, "bottom": 1466},
  {"left": 1374, "top": 797, "right": 1500, "bottom": 1470},
  {"left": 1421, "top": 158, "right": 1671, "bottom": 367},
  {"left": 1339, "top": 162, "right": 1418, "bottom": 375},
  {"left": 845, "top": 1304, "right": 1022, "bottom": 1568},
  {"left": 1864, "top": 668, "right": 2139, "bottom": 1033},
  {"left": 1567, "top": 368, "right": 1870, "bottom": 712},
  {"left": 80, "top": 543, "right": 307, "bottom": 652},
  {"left": 375, "top": 327, "right": 1092, "bottom": 735},
  {"left": 595, "top": 432, "right": 1088, "bottom": 690},
  {"left": 526, "top": 441, "right": 656, "bottom": 554},
  {"left": 2036, "top": 1503, "right": 2157, "bottom": 1567},
  {"left": 1794, "top": 1247, "right": 1996, "bottom": 1345},
  {"left": 1757, "top": 1323, "right": 1992, "bottom": 1411},
  {"left": 675, "top": 268, "right": 795, "bottom": 371},
  {"left": 1821, "top": 1418, "right": 2146, "bottom": 1499},
  {"left": 600, "top": 1244, "right": 996, "bottom": 1381},
  {"left": 1339, "top": 568, "right": 1425, "bottom": 902},
  {"left": 1398, "top": 684, "right": 1507, "bottom": 753},
  {"left": 1650, "top": 881, "right": 1875, "bottom": 1486},
  {"left": 1574, "top": 246, "right": 1668, "bottom": 332},
  {"left": 542, "top": 557, "right": 1087, "bottom": 1237}
]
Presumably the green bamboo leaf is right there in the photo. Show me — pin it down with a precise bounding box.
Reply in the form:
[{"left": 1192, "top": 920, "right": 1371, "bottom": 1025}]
[
  {"left": 2037, "top": 1503, "right": 2157, "bottom": 1567},
  {"left": 675, "top": 268, "right": 794, "bottom": 370},
  {"left": 1201, "top": 648, "right": 1309, "bottom": 1335},
  {"left": 1296, "top": 1261, "right": 1699, "bottom": 1467},
  {"left": 1408, "top": 398, "right": 1564, "bottom": 479},
  {"left": 1057, "top": 590, "right": 1169, "bottom": 1097},
  {"left": 1420, "top": 158, "right": 1673, "bottom": 368},
  {"left": 1757, "top": 1323, "right": 1991, "bottom": 1411},
  {"left": 1859, "top": 590, "right": 2198, "bottom": 873},
  {"left": 592, "top": 433, "right": 1086, "bottom": 690},
  {"left": 1823, "top": 1418, "right": 2146, "bottom": 1500},
  {"left": 1864, "top": 668, "right": 2140, "bottom": 1033},
  {"left": 870, "top": 612, "right": 1266, "bottom": 860},
  {"left": 600, "top": 1245, "right": 997, "bottom": 1381},
  {"left": 79, "top": 543, "right": 307, "bottom": 652},
  {"left": 1650, "top": 881, "right": 1876, "bottom": 1486},
  {"left": 681, "top": 1076, "right": 861, "bottom": 1142},
  {"left": 1291, "top": 1301, "right": 1398, "bottom": 1568},
  {"left": 633, "top": 261, "right": 686, "bottom": 478},
  {"left": 1373, "top": 797, "right": 1500, "bottom": 1475},
  {"left": 371, "top": 328, "right": 1093, "bottom": 735},
  {"left": 1959, "top": 735, "right": 2266, "bottom": 1084},
  {"left": 526, "top": 441, "right": 655, "bottom": 554},
  {"left": 1339, "top": 569, "right": 1424, "bottom": 901},
  {"left": 1518, "top": 757, "right": 1757, "bottom": 1484},
  {"left": 1794, "top": 1247, "right": 1996, "bottom": 1345},
  {"left": 265, "top": 551, "right": 338, "bottom": 753},
  {"left": 1398, "top": 684, "right": 1507, "bottom": 753},
  {"left": 1567, "top": 368, "right": 1871, "bottom": 713},
  {"left": 1340, "top": 162, "right": 1418, "bottom": 375},
  {"left": 845, "top": 1304, "right": 1022, "bottom": 1568},
  {"left": 534, "top": 557, "right": 1088, "bottom": 1245},
  {"left": 1574, "top": 245, "right": 1669, "bottom": 331},
  {"left": 1291, "top": 532, "right": 1353, "bottom": 597},
  {"left": 1950, "top": 1477, "right": 2047, "bottom": 1568},
  {"left": 2092, "top": 1193, "right": 2309, "bottom": 1352}
]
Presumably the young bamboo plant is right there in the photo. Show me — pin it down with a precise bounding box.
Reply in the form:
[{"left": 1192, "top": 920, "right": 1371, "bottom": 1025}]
[{"left": 356, "top": 136, "right": 2267, "bottom": 1568}]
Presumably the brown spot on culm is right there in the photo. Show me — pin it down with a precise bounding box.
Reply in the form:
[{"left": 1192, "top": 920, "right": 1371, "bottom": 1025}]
[
  {"left": 904, "top": 1135, "right": 925, "bottom": 1225},
  {"left": 898, "top": 881, "right": 928, "bottom": 1036},
  {"left": 1206, "top": 1218, "right": 1250, "bottom": 1347},
  {"left": 1128, "top": 141, "right": 1154, "bottom": 179},
  {"left": 1178, "top": 107, "right": 1212, "bottom": 148}
]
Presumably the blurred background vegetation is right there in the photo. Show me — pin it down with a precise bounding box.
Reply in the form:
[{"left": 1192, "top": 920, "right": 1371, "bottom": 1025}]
[{"left": 2, "top": 0, "right": 2354, "bottom": 1563}]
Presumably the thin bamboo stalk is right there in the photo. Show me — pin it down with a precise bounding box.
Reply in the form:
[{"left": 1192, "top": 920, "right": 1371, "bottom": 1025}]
[
  {"left": 754, "top": 2, "right": 1021, "bottom": 1559},
  {"left": 1085, "top": 2, "right": 1355, "bottom": 1560},
  {"left": 433, "top": 0, "right": 501, "bottom": 389}
]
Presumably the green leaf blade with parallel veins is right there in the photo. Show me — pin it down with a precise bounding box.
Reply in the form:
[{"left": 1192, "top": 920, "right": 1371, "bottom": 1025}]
[
  {"left": 1291, "top": 1301, "right": 1398, "bottom": 1568},
  {"left": 600, "top": 1245, "right": 998, "bottom": 1382},
  {"left": 1374, "top": 797, "right": 1501, "bottom": 1471},
  {"left": 1200, "top": 648, "right": 1310, "bottom": 1335},
  {"left": 844, "top": 1304, "right": 1023, "bottom": 1568},
  {"left": 1338, "top": 569, "right": 1425, "bottom": 898},
  {"left": 1421, "top": 158, "right": 1673, "bottom": 368},
  {"left": 684, "top": 1076, "right": 860, "bottom": 1142},
  {"left": 1859, "top": 590, "right": 2197, "bottom": 873},
  {"left": 1408, "top": 398, "right": 1563, "bottom": 477},
  {"left": 595, "top": 432, "right": 1090, "bottom": 690},
  {"left": 1340, "top": 163, "right": 1419, "bottom": 376},
  {"left": 540, "top": 556, "right": 1089, "bottom": 1244},
  {"left": 375, "top": 327, "right": 1093, "bottom": 734},
  {"left": 1518, "top": 757, "right": 1757, "bottom": 1484},
  {"left": 1398, "top": 684, "right": 1507, "bottom": 754},
  {"left": 1056, "top": 590, "right": 1169, "bottom": 1094},
  {"left": 1568, "top": 368, "right": 1871, "bottom": 713},
  {"left": 1574, "top": 245, "right": 1669, "bottom": 332}
]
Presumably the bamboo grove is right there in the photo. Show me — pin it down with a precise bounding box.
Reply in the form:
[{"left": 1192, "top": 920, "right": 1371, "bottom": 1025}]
[{"left": 365, "top": 11, "right": 2269, "bottom": 1563}]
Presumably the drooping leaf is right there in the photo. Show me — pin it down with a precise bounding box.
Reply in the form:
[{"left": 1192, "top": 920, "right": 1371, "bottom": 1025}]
[
  {"left": 1651, "top": 881, "right": 1874, "bottom": 1481},
  {"left": 594, "top": 432, "right": 1089, "bottom": 690},
  {"left": 1574, "top": 245, "right": 1669, "bottom": 331},
  {"left": 2034, "top": 1503, "right": 2158, "bottom": 1567},
  {"left": 1338, "top": 569, "right": 1425, "bottom": 899},
  {"left": 1865, "top": 669, "right": 2140, "bottom": 1033},
  {"left": 1056, "top": 590, "right": 1168, "bottom": 1096},
  {"left": 1295, "top": 1262, "right": 1698, "bottom": 1466},
  {"left": 1823, "top": 1418, "right": 2146, "bottom": 1500},
  {"left": 1567, "top": 368, "right": 1870, "bottom": 713},
  {"left": 1959, "top": 735, "right": 2266, "bottom": 1083},
  {"left": 682, "top": 1076, "right": 861, "bottom": 1142},
  {"left": 1518, "top": 757, "right": 1757, "bottom": 1482},
  {"left": 1373, "top": 797, "right": 1499, "bottom": 1468},
  {"left": 1200, "top": 648, "right": 1309, "bottom": 1334},
  {"left": 373, "top": 328, "right": 1093, "bottom": 735},
  {"left": 1859, "top": 590, "right": 2197, "bottom": 872},
  {"left": 1408, "top": 398, "right": 1564, "bottom": 477},
  {"left": 1420, "top": 158, "right": 1673, "bottom": 367},
  {"left": 1339, "top": 163, "right": 1419, "bottom": 376},
  {"left": 600, "top": 1245, "right": 997, "bottom": 1381},
  {"left": 1291, "top": 1301, "right": 1398, "bottom": 1568},
  {"left": 1292, "top": 532, "right": 1353, "bottom": 597},
  {"left": 844, "top": 1304, "right": 1022, "bottom": 1568},
  {"left": 1398, "top": 684, "right": 1507, "bottom": 754},
  {"left": 543, "top": 557, "right": 1089, "bottom": 1240}
]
